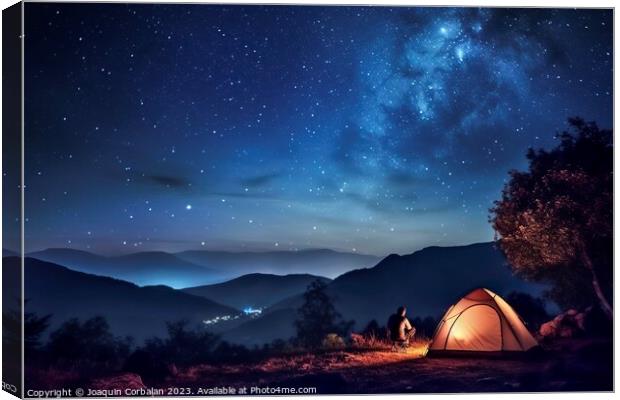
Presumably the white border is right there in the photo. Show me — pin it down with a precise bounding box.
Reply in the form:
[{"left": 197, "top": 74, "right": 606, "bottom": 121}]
[{"left": 0, "top": 1, "right": 616, "bottom": 400}]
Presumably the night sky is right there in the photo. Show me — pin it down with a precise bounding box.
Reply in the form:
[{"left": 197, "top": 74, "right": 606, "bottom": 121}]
[{"left": 20, "top": 4, "right": 612, "bottom": 256}]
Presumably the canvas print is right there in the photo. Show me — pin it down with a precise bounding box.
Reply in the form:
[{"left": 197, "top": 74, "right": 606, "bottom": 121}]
[{"left": 2, "top": 2, "right": 613, "bottom": 397}]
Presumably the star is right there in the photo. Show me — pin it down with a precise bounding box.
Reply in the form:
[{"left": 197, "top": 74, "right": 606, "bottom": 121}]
[{"left": 19, "top": 5, "right": 612, "bottom": 257}]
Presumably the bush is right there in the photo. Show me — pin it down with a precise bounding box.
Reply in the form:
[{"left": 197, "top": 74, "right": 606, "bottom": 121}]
[
  {"left": 123, "top": 349, "right": 170, "bottom": 384},
  {"left": 411, "top": 316, "right": 437, "bottom": 339},
  {"left": 46, "top": 316, "right": 132, "bottom": 373},
  {"left": 505, "top": 292, "right": 550, "bottom": 330},
  {"left": 211, "top": 341, "right": 253, "bottom": 363},
  {"left": 141, "top": 320, "right": 219, "bottom": 367},
  {"left": 350, "top": 332, "right": 391, "bottom": 350},
  {"left": 268, "top": 338, "right": 293, "bottom": 353},
  {"left": 322, "top": 333, "right": 345, "bottom": 350}
]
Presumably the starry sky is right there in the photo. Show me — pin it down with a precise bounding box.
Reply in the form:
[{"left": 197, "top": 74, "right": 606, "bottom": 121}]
[{"left": 18, "top": 4, "right": 612, "bottom": 256}]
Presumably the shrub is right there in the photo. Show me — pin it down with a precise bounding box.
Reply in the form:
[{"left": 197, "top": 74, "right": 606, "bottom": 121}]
[
  {"left": 350, "top": 332, "right": 391, "bottom": 350},
  {"left": 411, "top": 316, "right": 437, "bottom": 340},
  {"left": 46, "top": 316, "right": 132, "bottom": 374},
  {"left": 141, "top": 320, "right": 219, "bottom": 367},
  {"left": 505, "top": 292, "right": 550, "bottom": 330},
  {"left": 322, "top": 333, "right": 345, "bottom": 350}
]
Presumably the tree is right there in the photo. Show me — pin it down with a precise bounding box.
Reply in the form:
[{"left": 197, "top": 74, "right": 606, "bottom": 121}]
[
  {"left": 361, "top": 320, "right": 382, "bottom": 337},
  {"left": 3, "top": 301, "right": 50, "bottom": 360},
  {"left": 3, "top": 302, "right": 50, "bottom": 390},
  {"left": 141, "top": 320, "right": 220, "bottom": 367},
  {"left": 46, "top": 316, "right": 132, "bottom": 372},
  {"left": 294, "top": 280, "right": 354, "bottom": 348},
  {"left": 505, "top": 292, "right": 550, "bottom": 330},
  {"left": 490, "top": 118, "right": 612, "bottom": 319},
  {"left": 411, "top": 316, "right": 438, "bottom": 339}
]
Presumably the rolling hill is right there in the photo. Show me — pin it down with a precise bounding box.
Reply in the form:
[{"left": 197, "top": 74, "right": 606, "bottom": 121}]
[
  {"left": 2, "top": 257, "right": 241, "bottom": 343},
  {"left": 183, "top": 273, "right": 331, "bottom": 309},
  {"left": 12, "top": 242, "right": 549, "bottom": 348},
  {"left": 324, "top": 242, "right": 547, "bottom": 323},
  {"left": 26, "top": 248, "right": 379, "bottom": 288},
  {"left": 26, "top": 249, "right": 223, "bottom": 288},
  {"left": 175, "top": 249, "right": 380, "bottom": 279},
  {"left": 2, "top": 248, "right": 18, "bottom": 257},
  {"left": 223, "top": 242, "right": 549, "bottom": 345},
  {"left": 224, "top": 308, "right": 298, "bottom": 347}
]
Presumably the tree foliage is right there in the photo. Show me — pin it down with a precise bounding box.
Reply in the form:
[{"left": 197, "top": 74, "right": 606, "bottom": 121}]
[
  {"left": 3, "top": 301, "right": 51, "bottom": 355},
  {"left": 361, "top": 320, "right": 383, "bottom": 337},
  {"left": 46, "top": 316, "right": 132, "bottom": 372},
  {"left": 490, "top": 118, "right": 612, "bottom": 318},
  {"left": 142, "top": 320, "right": 220, "bottom": 366},
  {"left": 410, "top": 316, "right": 438, "bottom": 339},
  {"left": 505, "top": 292, "right": 550, "bottom": 330},
  {"left": 294, "top": 280, "right": 354, "bottom": 348}
]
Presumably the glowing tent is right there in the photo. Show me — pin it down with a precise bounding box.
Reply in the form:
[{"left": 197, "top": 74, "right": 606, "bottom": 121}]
[{"left": 429, "top": 288, "right": 538, "bottom": 355}]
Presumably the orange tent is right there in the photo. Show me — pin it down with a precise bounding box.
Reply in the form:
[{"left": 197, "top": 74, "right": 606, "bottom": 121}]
[{"left": 429, "top": 288, "right": 539, "bottom": 355}]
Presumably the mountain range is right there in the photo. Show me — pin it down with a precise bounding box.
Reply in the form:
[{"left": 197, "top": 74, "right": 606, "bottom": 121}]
[
  {"left": 25, "top": 248, "right": 379, "bottom": 288},
  {"left": 175, "top": 249, "right": 380, "bottom": 279},
  {"left": 183, "top": 273, "right": 331, "bottom": 310},
  {"left": 2, "top": 257, "right": 240, "bottom": 343},
  {"left": 221, "top": 242, "right": 549, "bottom": 345},
  {"left": 7, "top": 242, "right": 549, "bottom": 347},
  {"left": 26, "top": 249, "right": 222, "bottom": 288},
  {"left": 2, "top": 248, "right": 18, "bottom": 257}
]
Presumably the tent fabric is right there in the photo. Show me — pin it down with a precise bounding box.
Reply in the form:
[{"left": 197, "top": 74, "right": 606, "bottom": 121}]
[{"left": 429, "top": 288, "right": 538, "bottom": 353}]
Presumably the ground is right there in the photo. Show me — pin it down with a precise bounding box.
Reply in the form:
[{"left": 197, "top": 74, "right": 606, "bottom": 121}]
[
  {"left": 30, "top": 337, "right": 613, "bottom": 395},
  {"left": 159, "top": 338, "right": 612, "bottom": 394}
]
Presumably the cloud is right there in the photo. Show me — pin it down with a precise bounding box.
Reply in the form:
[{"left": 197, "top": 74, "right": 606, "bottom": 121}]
[
  {"left": 239, "top": 172, "right": 281, "bottom": 188},
  {"left": 146, "top": 174, "right": 190, "bottom": 189},
  {"left": 108, "top": 166, "right": 193, "bottom": 190}
]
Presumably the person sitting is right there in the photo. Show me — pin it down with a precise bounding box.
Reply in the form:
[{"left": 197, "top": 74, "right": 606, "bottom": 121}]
[{"left": 387, "top": 306, "right": 416, "bottom": 351}]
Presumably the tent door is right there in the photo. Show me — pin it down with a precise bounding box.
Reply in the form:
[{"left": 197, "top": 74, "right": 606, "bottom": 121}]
[{"left": 445, "top": 305, "right": 502, "bottom": 351}]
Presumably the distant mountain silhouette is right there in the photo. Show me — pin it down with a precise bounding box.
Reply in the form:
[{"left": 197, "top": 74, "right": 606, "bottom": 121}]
[
  {"left": 224, "top": 308, "right": 297, "bottom": 346},
  {"left": 225, "top": 242, "right": 549, "bottom": 345},
  {"left": 183, "top": 273, "right": 331, "bottom": 309},
  {"left": 2, "top": 248, "right": 18, "bottom": 257},
  {"left": 26, "top": 248, "right": 378, "bottom": 288},
  {"left": 2, "top": 257, "right": 241, "bottom": 343},
  {"left": 13, "top": 242, "right": 550, "bottom": 348},
  {"left": 26, "top": 249, "right": 223, "bottom": 288},
  {"left": 324, "top": 242, "right": 548, "bottom": 325},
  {"left": 175, "top": 249, "right": 380, "bottom": 279}
]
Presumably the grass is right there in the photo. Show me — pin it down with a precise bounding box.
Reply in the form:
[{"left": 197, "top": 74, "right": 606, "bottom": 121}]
[{"left": 178, "top": 336, "right": 431, "bottom": 380}]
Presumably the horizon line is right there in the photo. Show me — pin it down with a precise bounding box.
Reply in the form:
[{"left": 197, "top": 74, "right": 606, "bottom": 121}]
[{"left": 4, "top": 240, "right": 495, "bottom": 259}]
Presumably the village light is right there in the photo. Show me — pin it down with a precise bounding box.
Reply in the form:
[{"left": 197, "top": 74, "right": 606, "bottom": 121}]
[{"left": 243, "top": 306, "right": 263, "bottom": 316}]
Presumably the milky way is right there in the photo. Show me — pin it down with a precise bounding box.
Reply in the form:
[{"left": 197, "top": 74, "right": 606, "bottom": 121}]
[{"left": 16, "top": 4, "right": 612, "bottom": 256}]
